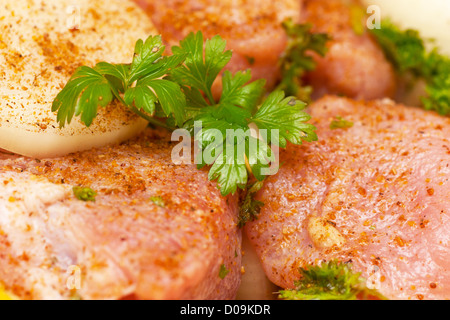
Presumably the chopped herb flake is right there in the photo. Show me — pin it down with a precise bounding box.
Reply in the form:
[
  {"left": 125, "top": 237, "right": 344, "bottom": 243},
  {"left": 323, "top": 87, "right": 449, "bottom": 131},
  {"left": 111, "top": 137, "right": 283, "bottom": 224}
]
[
  {"left": 150, "top": 196, "right": 165, "bottom": 208},
  {"left": 349, "top": 5, "right": 366, "bottom": 36},
  {"left": 72, "top": 186, "right": 97, "bottom": 202},
  {"left": 330, "top": 116, "right": 354, "bottom": 130},
  {"left": 219, "top": 264, "right": 230, "bottom": 279}
]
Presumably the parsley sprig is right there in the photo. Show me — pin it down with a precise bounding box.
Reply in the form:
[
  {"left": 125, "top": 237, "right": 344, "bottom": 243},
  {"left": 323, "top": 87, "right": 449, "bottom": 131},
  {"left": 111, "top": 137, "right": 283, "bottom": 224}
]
[
  {"left": 52, "top": 32, "right": 317, "bottom": 196},
  {"left": 52, "top": 35, "right": 186, "bottom": 128},
  {"left": 371, "top": 20, "right": 450, "bottom": 116},
  {"left": 277, "top": 20, "right": 330, "bottom": 102},
  {"left": 173, "top": 32, "right": 316, "bottom": 195},
  {"left": 279, "top": 261, "right": 387, "bottom": 300}
]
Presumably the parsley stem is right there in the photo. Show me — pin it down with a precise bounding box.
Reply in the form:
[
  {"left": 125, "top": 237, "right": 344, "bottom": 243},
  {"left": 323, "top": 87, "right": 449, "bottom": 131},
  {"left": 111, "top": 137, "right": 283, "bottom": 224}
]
[
  {"left": 205, "top": 90, "right": 216, "bottom": 106},
  {"left": 130, "top": 107, "right": 175, "bottom": 130}
]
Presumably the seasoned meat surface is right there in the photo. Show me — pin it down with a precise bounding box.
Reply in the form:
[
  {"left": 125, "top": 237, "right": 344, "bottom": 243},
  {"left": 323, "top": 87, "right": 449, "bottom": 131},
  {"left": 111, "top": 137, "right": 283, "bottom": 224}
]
[
  {"left": 302, "top": 0, "right": 397, "bottom": 100},
  {"left": 245, "top": 96, "right": 450, "bottom": 300},
  {"left": 0, "top": 129, "right": 241, "bottom": 300}
]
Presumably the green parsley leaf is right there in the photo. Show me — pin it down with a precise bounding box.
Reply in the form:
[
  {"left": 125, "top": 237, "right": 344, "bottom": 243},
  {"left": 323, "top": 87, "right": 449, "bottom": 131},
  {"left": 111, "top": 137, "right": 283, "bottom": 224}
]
[
  {"left": 220, "top": 70, "right": 266, "bottom": 114},
  {"left": 252, "top": 91, "right": 318, "bottom": 148},
  {"left": 52, "top": 35, "right": 186, "bottom": 128},
  {"left": 278, "top": 20, "right": 330, "bottom": 102},
  {"left": 245, "top": 136, "right": 275, "bottom": 181},
  {"left": 370, "top": 21, "right": 425, "bottom": 75},
  {"left": 128, "top": 36, "right": 165, "bottom": 85},
  {"left": 141, "top": 79, "right": 186, "bottom": 127},
  {"left": 73, "top": 186, "right": 97, "bottom": 202},
  {"left": 123, "top": 83, "right": 158, "bottom": 116},
  {"left": 330, "top": 116, "right": 354, "bottom": 130},
  {"left": 421, "top": 51, "right": 450, "bottom": 115},
  {"left": 219, "top": 264, "right": 230, "bottom": 279},
  {"left": 52, "top": 66, "right": 114, "bottom": 127},
  {"left": 193, "top": 113, "right": 243, "bottom": 150},
  {"left": 208, "top": 142, "right": 249, "bottom": 196},
  {"left": 171, "top": 32, "right": 232, "bottom": 104},
  {"left": 371, "top": 20, "right": 450, "bottom": 116},
  {"left": 278, "top": 261, "right": 387, "bottom": 300},
  {"left": 94, "top": 62, "right": 130, "bottom": 92}
]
